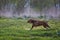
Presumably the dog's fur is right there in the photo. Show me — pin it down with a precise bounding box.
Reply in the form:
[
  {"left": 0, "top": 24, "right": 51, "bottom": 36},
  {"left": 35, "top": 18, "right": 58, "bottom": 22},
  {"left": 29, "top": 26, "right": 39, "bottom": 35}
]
[{"left": 27, "top": 19, "right": 50, "bottom": 30}]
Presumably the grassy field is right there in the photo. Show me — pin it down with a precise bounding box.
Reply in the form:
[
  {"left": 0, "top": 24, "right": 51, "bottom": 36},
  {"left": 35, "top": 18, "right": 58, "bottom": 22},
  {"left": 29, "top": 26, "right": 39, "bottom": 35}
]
[{"left": 0, "top": 18, "right": 60, "bottom": 40}]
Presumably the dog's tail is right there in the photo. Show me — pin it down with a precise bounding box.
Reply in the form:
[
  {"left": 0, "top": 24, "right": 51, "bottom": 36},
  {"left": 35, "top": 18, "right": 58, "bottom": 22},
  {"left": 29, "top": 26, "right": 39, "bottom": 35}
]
[{"left": 46, "top": 24, "right": 50, "bottom": 28}]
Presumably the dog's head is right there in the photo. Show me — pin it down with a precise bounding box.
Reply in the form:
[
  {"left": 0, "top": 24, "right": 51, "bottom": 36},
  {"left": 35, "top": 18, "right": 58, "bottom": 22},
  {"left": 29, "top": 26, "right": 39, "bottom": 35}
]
[{"left": 27, "top": 19, "right": 34, "bottom": 23}]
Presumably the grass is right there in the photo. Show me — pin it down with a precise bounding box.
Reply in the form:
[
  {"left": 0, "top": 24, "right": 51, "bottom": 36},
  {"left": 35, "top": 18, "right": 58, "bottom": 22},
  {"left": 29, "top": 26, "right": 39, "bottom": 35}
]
[{"left": 0, "top": 18, "right": 60, "bottom": 40}]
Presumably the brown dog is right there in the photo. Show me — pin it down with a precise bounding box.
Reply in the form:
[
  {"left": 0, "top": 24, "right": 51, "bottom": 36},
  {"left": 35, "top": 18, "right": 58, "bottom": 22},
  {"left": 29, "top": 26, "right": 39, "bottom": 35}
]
[{"left": 27, "top": 19, "right": 50, "bottom": 30}]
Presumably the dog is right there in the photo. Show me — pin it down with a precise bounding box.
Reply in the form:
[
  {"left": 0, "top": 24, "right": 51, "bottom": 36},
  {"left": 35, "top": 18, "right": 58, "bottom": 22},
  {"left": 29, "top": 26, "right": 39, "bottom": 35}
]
[{"left": 27, "top": 19, "right": 50, "bottom": 30}]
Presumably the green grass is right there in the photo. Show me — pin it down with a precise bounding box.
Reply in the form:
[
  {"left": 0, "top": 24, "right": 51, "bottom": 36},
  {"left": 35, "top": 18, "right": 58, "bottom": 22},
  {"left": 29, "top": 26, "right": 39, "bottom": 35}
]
[{"left": 0, "top": 18, "right": 60, "bottom": 40}]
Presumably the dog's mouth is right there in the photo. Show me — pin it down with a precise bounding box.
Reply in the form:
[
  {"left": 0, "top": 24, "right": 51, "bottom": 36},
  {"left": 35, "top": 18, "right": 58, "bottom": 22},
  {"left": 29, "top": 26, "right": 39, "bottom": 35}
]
[
  {"left": 27, "top": 21, "right": 29, "bottom": 23},
  {"left": 27, "top": 21, "right": 31, "bottom": 23}
]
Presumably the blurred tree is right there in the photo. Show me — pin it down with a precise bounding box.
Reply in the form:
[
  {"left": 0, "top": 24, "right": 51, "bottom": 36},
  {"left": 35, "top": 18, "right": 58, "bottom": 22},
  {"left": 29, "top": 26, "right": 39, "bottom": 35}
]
[
  {"left": 30, "top": 0, "right": 53, "bottom": 10},
  {"left": 0, "top": 0, "right": 25, "bottom": 10}
]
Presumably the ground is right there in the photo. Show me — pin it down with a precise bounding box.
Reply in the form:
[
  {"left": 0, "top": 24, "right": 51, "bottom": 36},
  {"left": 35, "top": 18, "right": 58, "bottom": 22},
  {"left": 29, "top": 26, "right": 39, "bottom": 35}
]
[{"left": 0, "top": 18, "right": 60, "bottom": 40}]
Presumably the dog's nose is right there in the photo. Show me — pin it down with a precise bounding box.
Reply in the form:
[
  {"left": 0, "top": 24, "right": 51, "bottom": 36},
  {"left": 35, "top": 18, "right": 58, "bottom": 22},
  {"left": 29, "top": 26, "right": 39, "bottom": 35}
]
[{"left": 27, "top": 21, "right": 29, "bottom": 23}]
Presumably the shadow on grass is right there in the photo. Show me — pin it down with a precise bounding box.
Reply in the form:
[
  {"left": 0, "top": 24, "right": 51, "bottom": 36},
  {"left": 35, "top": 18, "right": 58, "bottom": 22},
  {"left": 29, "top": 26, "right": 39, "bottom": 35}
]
[
  {"left": 30, "top": 29, "right": 60, "bottom": 37},
  {"left": 30, "top": 33, "right": 53, "bottom": 37}
]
